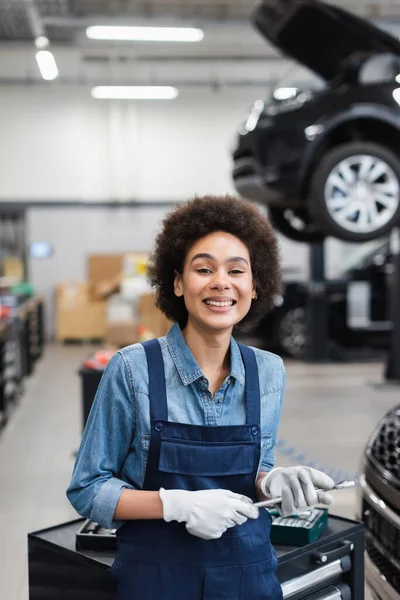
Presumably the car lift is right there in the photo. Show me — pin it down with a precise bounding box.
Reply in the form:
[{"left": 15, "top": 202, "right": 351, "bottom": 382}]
[
  {"left": 384, "top": 227, "right": 400, "bottom": 382},
  {"left": 306, "top": 241, "right": 330, "bottom": 362},
  {"left": 306, "top": 228, "right": 400, "bottom": 382}
]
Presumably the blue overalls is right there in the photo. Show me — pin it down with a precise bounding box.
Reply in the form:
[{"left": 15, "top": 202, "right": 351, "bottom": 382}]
[{"left": 111, "top": 339, "right": 282, "bottom": 600}]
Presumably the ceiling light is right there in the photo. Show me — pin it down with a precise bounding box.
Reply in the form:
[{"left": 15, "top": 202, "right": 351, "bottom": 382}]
[
  {"left": 35, "top": 50, "right": 58, "bottom": 81},
  {"left": 86, "top": 26, "right": 204, "bottom": 42},
  {"left": 396, "top": 74, "right": 400, "bottom": 84},
  {"left": 35, "top": 36, "right": 49, "bottom": 49},
  {"left": 91, "top": 86, "right": 179, "bottom": 100}
]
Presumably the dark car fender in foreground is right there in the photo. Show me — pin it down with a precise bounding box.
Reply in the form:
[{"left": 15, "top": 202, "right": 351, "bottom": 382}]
[{"left": 357, "top": 405, "right": 400, "bottom": 600}]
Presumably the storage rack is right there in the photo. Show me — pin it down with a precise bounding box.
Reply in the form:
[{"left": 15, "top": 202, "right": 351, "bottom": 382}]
[{"left": 0, "top": 297, "right": 44, "bottom": 430}]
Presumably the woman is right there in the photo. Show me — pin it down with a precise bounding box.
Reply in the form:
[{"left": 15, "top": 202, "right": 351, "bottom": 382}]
[{"left": 67, "top": 194, "right": 334, "bottom": 600}]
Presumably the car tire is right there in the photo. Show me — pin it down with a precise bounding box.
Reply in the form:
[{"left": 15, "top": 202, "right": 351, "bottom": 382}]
[
  {"left": 275, "top": 307, "right": 307, "bottom": 358},
  {"left": 268, "top": 206, "right": 326, "bottom": 243},
  {"left": 308, "top": 142, "right": 400, "bottom": 242}
]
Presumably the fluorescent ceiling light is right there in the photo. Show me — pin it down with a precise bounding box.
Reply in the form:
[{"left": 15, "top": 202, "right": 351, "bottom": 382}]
[
  {"left": 91, "top": 86, "right": 179, "bottom": 100},
  {"left": 35, "top": 50, "right": 58, "bottom": 81},
  {"left": 396, "top": 74, "right": 400, "bottom": 84},
  {"left": 86, "top": 25, "right": 204, "bottom": 42},
  {"left": 35, "top": 36, "right": 49, "bottom": 49}
]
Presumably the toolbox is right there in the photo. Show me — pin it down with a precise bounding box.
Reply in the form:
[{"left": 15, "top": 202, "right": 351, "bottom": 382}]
[
  {"left": 269, "top": 507, "right": 329, "bottom": 546},
  {"left": 75, "top": 509, "right": 330, "bottom": 552},
  {"left": 28, "top": 514, "right": 364, "bottom": 599},
  {"left": 76, "top": 519, "right": 117, "bottom": 552}
]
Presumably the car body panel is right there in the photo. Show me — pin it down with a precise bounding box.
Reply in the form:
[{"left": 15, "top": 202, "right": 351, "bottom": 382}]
[
  {"left": 252, "top": 0, "right": 400, "bottom": 82},
  {"left": 357, "top": 405, "right": 400, "bottom": 600},
  {"left": 300, "top": 100, "right": 400, "bottom": 182}
]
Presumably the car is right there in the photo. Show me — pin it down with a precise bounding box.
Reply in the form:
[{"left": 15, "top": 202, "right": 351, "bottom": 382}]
[
  {"left": 252, "top": 238, "right": 392, "bottom": 358},
  {"left": 232, "top": 0, "right": 400, "bottom": 242},
  {"left": 357, "top": 404, "right": 400, "bottom": 600}
]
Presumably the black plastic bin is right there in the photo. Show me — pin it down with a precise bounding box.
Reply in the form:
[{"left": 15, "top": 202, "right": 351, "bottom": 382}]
[{"left": 78, "top": 367, "right": 104, "bottom": 431}]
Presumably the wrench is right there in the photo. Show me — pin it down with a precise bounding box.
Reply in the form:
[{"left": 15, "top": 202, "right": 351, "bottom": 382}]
[{"left": 254, "top": 478, "right": 358, "bottom": 509}]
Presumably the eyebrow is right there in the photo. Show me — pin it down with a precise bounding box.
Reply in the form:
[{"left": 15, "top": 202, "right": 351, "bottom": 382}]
[{"left": 190, "top": 253, "right": 249, "bottom": 266}]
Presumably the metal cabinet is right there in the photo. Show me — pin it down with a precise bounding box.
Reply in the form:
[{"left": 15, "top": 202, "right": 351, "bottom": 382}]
[{"left": 28, "top": 515, "right": 364, "bottom": 600}]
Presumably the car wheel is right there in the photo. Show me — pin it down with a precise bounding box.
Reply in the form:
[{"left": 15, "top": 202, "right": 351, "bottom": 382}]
[
  {"left": 275, "top": 307, "right": 307, "bottom": 358},
  {"left": 308, "top": 142, "right": 400, "bottom": 242},
  {"left": 268, "top": 206, "right": 325, "bottom": 243}
]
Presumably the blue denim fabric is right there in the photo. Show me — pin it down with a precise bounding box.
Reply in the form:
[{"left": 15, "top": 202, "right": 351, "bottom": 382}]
[{"left": 66, "top": 322, "right": 285, "bottom": 529}]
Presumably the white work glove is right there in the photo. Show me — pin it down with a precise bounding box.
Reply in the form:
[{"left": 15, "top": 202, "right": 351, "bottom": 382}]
[
  {"left": 260, "top": 466, "right": 334, "bottom": 517},
  {"left": 159, "top": 488, "right": 259, "bottom": 540}
]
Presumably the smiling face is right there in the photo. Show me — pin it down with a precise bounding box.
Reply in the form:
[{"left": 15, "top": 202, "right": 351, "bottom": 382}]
[{"left": 174, "top": 231, "right": 257, "bottom": 335}]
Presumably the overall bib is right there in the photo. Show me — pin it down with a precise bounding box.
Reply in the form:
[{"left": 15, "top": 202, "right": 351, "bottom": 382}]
[{"left": 111, "top": 339, "right": 282, "bottom": 600}]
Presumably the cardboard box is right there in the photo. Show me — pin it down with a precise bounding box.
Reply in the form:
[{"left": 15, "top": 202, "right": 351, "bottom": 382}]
[
  {"left": 88, "top": 255, "right": 124, "bottom": 286},
  {"left": 88, "top": 253, "right": 149, "bottom": 302},
  {"left": 56, "top": 282, "right": 107, "bottom": 340},
  {"left": 57, "top": 302, "right": 107, "bottom": 341},
  {"left": 106, "top": 321, "right": 138, "bottom": 347},
  {"left": 138, "top": 293, "right": 172, "bottom": 338},
  {"left": 92, "top": 274, "right": 121, "bottom": 301},
  {"left": 122, "top": 253, "right": 149, "bottom": 278},
  {"left": 57, "top": 282, "right": 90, "bottom": 309},
  {"left": 3, "top": 257, "right": 24, "bottom": 281},
  {"left": 107, "top": 294, "right": 135, "bottom": 323}
]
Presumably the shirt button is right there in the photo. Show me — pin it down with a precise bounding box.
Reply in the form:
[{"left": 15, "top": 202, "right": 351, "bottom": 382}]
[
  {"left": 217, "top": 397, "right": 223, "bottom": 403},
  {"left": 251, "top": 425, "right": 258, "bottom": 436},
  {"left": 155, "top": 422, "right": 164, "bottom": 432}
]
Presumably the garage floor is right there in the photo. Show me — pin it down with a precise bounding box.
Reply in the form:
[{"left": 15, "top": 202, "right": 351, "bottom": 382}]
[{"left": 1, "top": 343, "right": 398, "bottom": 599}]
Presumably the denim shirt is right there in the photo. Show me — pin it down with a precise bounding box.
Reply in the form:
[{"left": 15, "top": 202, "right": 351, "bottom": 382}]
[{"left": 67, "top": 322, "right": 285, "bottom": 529}]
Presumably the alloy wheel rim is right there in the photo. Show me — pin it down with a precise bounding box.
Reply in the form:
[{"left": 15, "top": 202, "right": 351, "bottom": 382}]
[
  {"left": 279, "top": 308, "right": 306, "bottom": 357},
  {"left": 324, "top": 154, "right": 399, "bottom": 234}
]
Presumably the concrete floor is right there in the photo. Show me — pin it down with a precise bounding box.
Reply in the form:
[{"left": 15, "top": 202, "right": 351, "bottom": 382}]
[{"left": 1, "top": 343, "right": 398, "bottom": 599}]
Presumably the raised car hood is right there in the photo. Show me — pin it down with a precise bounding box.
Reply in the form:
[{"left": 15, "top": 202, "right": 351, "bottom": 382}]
[{"left": 252, "top": 0, "right": 400, "bottom": 82}]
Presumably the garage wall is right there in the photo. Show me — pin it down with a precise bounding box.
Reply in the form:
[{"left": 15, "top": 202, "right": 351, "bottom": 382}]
[{"left": 0, "top": 86, "right": 259, "bottom": 200}]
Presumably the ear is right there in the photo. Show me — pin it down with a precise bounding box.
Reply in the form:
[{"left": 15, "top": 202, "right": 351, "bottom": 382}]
[
  {"left": 251, "top": 284, "right": 257, "bottom": 300},
  {"left": 174, "top": 271, "right": 183, "bottom": 297}
]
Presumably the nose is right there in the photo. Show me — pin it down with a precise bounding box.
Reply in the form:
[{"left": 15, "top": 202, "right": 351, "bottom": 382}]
[{"left": 210, "top": 270, "right": 230, "bottom": 290}]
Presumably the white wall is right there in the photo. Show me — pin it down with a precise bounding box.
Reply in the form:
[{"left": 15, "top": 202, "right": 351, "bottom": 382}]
[{"left": 0, "top": 86, "right": 261, "bottom": 200}]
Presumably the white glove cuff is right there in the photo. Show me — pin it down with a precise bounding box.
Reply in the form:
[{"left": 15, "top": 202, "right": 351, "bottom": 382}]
[{"left": 260, "top": 467, "right": 281, "bottom": 497}]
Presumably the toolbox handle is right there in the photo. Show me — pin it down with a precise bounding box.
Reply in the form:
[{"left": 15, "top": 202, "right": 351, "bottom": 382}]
[{"left": 311, "top": 540, "right": 354, "bottom": 565}]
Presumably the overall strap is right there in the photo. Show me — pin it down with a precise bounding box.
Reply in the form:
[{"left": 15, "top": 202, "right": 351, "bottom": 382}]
[
  {"left": 237, "top": 343, "right": 260, "bottom": 426},
  {"left": 141, "top": 339, "right": 168, "bottom": 422}
]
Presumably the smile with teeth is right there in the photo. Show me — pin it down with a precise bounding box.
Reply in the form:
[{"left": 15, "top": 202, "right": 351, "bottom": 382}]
[{"left": 204, "top": 300, "right": 235, "bottom": 307}]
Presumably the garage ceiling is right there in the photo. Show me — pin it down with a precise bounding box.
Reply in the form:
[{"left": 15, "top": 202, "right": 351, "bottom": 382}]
[
  {"left": 1, "top": 1, "right": 400, "bottom": 87},
  {"left": 1, "top": 0, "right": 400, "bottom": 42}
]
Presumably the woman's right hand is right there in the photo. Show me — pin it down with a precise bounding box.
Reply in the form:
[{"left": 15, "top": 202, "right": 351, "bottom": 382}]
[{"left": 159, "top": 488, "right": 259, "bottom": 540}]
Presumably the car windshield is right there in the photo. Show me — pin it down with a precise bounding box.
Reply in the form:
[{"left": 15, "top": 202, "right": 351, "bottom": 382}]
[
  {"left": 359, "top": 53, "right": 400, "bottom": 84},
  {"left": 269, "top": 62, "right": 326, "bottom": 101},
  {"left": 334, "top": 239, "right": 388, "bottom": 277}
]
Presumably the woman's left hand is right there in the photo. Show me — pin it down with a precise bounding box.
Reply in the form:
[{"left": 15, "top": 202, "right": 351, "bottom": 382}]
[{"left": 259, "top": 466, "right": 334, "bottom": 517}]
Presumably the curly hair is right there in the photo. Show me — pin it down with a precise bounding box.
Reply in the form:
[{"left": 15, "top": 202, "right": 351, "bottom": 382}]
[{"left": 147, "top": 194, "right": 282, "bottom": 331}]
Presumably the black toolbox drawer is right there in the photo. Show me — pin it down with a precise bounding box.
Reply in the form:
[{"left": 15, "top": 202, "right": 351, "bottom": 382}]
[{"left": 28, "top": 515, "right": 364, "bottom": 599}]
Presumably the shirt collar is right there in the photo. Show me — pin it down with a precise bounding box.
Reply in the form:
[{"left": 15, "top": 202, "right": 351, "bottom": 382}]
[{"left": 166, "top": 322, "right": 245, "bottom": 386}]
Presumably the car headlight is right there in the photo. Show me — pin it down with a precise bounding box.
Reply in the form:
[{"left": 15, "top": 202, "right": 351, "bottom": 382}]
[
  {"left": 265, "top": 90, "right": 314, "bottom": 116},
  {"left": 238, "top": 100, "right": 265, "bottom": 135}
]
